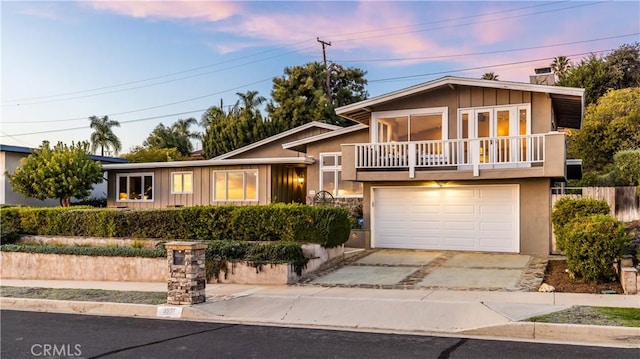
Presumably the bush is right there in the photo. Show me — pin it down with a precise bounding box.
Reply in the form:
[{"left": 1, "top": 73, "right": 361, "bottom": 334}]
[
  {"left": 613, "top": 150, "right": 640, "bottom": 186},
  {"left": 552, "top": 197, "right": 611, "bottom": 251},
  {"left": 0, "top": 244, "right": 166, "bottom": 258},
  {"left": 0, "top": 207, "right": 21, "bottom": 244},
  {"left": 1, "top": 204, "right": 351, "bottom": 247},
  {"left": 563, "top": 214, "right": 630, "bottom": 282}
]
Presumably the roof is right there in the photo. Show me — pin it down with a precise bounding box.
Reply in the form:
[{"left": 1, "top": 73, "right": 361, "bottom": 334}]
[
  {"left": 102, "top": 156, "right": 314, "bottom": 170},
  {"left": 282, "top": 124, "right": 369, "bottom": 152},
  {"left": 0, "top": 144, "right": 129, "bottom": 163},
  {"left": 335, "top": 76, "right": 585, "bottom": 129},
  {"left": 212, "top": 121, "right": 342, "bottom": 160}
]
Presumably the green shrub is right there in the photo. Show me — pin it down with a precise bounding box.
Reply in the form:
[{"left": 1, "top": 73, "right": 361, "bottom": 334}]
[
  {"left": 0, "top": 244, "right": 166, "bottom": 258},
  {"left": 204, "top": 240, "right": 308, "bottom": 280},
  {"left": 563, "top": 214, "right": 630, "bottom": 283},
  {"left": 552, "top": 197, "right": 611, "bottom": 251},
  {"left": 0, "top": 207, "right": 21, "bottom": 244},
  {"left": 613, "top": 150, "right": 640, "bottom": 186}
]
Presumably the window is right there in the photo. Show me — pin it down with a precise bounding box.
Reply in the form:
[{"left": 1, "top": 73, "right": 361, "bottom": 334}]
[
  {"left": 320, "top": 153, "right": 363, "bottom": 197},
  {"left": 213, "top": 170, "right": 258, "bottom": 201},
  {"left": 373, "top": 107, "right": 448, "bottom": 143},
  {"left": 117, "top": 173, "right": 153, "bottom": 201},
  {"left": 171, "top": 172, "right": 193, "bottom": 194}
]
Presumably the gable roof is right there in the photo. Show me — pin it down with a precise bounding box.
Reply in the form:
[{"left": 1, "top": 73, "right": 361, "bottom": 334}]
[
  {"left": 335, "top": 76, "right": 585, "bottom": 129},
  {"left": 0, "top": 144, "right": 128, "bottom": 163},
  {"left": 212, "top": 121, "right": 341, "bottom": 160},
  {"left": 282, "top": 124, "right": 368, "bottom": 152}
]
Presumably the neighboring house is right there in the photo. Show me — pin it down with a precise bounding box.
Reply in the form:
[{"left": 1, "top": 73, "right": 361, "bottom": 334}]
[
  {"left": 0, "top": 144, "right": 128, "bottom": 206},
  {"left": 103, "top": 75, "right": 584, "bottom": 256}
]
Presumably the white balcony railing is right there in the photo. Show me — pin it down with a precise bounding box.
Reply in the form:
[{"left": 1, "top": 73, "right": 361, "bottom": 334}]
[{"left": 354, "top": 134, "right": 545, "bottom": 177}]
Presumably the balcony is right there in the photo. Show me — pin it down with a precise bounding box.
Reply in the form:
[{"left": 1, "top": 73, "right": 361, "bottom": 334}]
[{"left": 341, "top": 132, "right": 567, "bottom": 181}]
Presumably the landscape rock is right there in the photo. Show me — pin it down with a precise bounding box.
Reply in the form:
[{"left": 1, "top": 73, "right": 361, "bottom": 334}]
[{"left": 538, "top": 283, "right": 556, "bottom": 292}]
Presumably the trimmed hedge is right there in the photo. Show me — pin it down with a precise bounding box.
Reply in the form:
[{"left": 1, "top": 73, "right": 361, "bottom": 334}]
[
  {"left": 563, "top": 214, "right": 630, "bottom": 282},
  {"left": 0, "top": 204, "right": 350, "bottom": 247},
  {"left": 0, "top": 244, "right": 166, "bottom": 258},
  {"left": 551, "top": 197, "right": 611, "bottom": 252}
]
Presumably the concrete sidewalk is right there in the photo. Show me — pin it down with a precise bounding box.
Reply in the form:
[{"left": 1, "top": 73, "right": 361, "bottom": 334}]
[{"left": 1, "top": 279, "right": 639, "bottom": 348}]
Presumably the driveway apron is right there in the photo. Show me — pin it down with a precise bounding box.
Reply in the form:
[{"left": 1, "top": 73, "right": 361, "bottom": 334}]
[{"left": 306, "top": 249, "right": 546, "bottom": 291}]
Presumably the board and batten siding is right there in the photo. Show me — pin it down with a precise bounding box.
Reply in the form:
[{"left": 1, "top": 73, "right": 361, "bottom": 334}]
[{"left": 107, "top": 165, "right": 270, "bottom": 209}]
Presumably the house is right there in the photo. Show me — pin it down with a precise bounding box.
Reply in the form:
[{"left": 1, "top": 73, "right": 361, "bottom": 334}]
[
  {"left": 0, "top": 144, "right": 128, "bottom": 206},
  {"left": 103, "top": 75, "right": 584, "bottom": 256}
]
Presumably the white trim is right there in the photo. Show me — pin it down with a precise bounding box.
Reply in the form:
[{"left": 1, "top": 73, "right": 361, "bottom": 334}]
[
  {"left": 336, "top": 76, "right": 584, "bottom": 116},
  {"left": 103, "top": 157, "right": 314, "bottom": 170},
  {"left": 212, "top": 169, "right": 259, "bottom": 202},
  {"left": 116, "top": 172, "right": 154, "bottom": 202},
  {"left": 213, "top": 121, "right": 341, "bottom": 160},
  {"left": 170, "top": 171, "right": 193, "bottom": 194}
]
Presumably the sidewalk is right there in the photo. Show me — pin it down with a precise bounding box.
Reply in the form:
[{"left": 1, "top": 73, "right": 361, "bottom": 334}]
[{"left": 2, "top": 279, "right": 639, "bottom": 348}]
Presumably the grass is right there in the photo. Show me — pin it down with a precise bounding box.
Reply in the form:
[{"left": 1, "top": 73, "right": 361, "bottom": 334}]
[
  {"left": 526, "top": 306, "right": 640, "bottom": 327},
  {"left": 0, "top": 286, "right": 166, "bottom": 305}
]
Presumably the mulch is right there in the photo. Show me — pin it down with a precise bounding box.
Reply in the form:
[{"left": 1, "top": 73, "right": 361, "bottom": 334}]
[{"left": 543, "top": 259, "right": 624, "bottom": 294}]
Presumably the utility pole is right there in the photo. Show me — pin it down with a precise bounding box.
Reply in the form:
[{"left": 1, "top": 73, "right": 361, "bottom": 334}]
[{"left": 317, "top": 37, "right": 332, "bottom": 101}]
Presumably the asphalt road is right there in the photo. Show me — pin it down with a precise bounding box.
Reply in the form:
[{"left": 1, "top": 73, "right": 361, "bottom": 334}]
[{"left": 1, "top": 310, "right": 636, "bottom": 359}]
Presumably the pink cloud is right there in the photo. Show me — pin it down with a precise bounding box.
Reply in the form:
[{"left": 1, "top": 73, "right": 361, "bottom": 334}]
[{"left": 85, "top": 0, "right": 241, "bottom": 22}]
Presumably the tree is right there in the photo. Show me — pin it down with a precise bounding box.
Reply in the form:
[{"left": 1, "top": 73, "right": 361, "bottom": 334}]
[
  {"left": 201, "top": 91, "right": 273, "bottom": 159},
  {"left": 568, "top": 87, "right": 640, "bottom": 173},
  {"left": 7, "top": 141, "right": 103, "bottom": 207},
  {"left": 143, "top": 117, "right": 199, "bottom": 157},
  {"left": 480, "top": 72, "right": 499, "bottom": 80},
  {"left": 550, "top": 56, "right": 572, "bottom": 81},
  {"left": 558, "top": 42, "right": 640, "bottom": 105},
  {"left": 89, "top": 115, "right": 121, "bottom": 156},
  {"left": 123, "top": 146, "right": 186, "bottom": 163},
  {"left": 267, "top": 62, "right": 368, "bottom": 129}
]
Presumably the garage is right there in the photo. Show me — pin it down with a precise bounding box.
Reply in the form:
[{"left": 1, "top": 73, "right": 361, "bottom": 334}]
[{"left": 372, "top": 185, "right": 519, "bottom": 253}]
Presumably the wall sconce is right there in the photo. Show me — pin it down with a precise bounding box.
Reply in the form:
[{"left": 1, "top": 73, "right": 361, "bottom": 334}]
[{"left": 435, "top": 180, "right": 448, "bottom": 187}]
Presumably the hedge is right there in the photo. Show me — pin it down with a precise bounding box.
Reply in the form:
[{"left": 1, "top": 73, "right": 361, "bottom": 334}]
[
  {"left": 0, "top": 244, "right": 166, "bottom": 258},
  {"left": 0, "top": 204, "right": 350, "bottom": 247}
]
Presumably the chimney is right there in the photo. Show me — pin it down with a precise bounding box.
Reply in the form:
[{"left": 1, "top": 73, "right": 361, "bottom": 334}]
[{"left": 530, "top": 67, "right": 555, "bottom": 85}]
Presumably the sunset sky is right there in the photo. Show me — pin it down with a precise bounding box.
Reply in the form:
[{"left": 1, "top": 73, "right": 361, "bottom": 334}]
[{"left": 2, "top": 1, "right": 638, "bottom": 153}]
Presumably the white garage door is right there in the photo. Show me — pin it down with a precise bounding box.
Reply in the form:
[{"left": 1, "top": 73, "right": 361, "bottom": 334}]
[{"left": 373, "top": 185, "right": 519, "bottom": 253}]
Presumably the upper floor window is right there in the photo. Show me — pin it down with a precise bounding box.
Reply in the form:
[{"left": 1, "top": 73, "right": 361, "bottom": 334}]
[
  {"left": 213, "top": 170, "right": 258, "bottom": 202},
  {"left": 373, "top": 107, "right": 448, "bottom": 143},
  {"left": 171, "top": 172, "right": 193, "bottom": 194},
  {"left": 320, "top": 153, "right": 363, "bottom": 198},
  {"left": 117, "top": 173, "right": 153, "bottom": 201}
]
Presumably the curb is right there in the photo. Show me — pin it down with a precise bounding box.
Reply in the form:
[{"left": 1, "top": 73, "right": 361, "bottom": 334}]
[{"left": 2, "top": 297, "right": 639, "bottom": 348}]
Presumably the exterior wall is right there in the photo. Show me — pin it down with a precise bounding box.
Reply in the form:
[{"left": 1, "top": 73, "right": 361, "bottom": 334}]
[
  {"left": 107, "top": 164, "right": 272, "bottom": 208},
  {"left": 229, "top": 127, "right": 334, "bottom": 159},
  {"left": 304, "top": 129, "right": 369, "bottom": 203},
  {"left": 363, "top": 86, "right": 552, "bottom": 137},
  {"left": 361, "top": 177, "right": 552, "bottom": 255}
]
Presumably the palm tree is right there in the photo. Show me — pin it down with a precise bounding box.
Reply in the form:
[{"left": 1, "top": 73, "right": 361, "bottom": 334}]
[
  {"left": 171, "top": 117, "right": 200, "bottom": 156},
  {"left": 89, "top": 115, "right": 121, "bottom": 156},
  {"left": 551, "top": 56, "right": 572, "bottom": 81},
  {"left": 236, "top": 90, "right": 266, "bottom": 118},
  {"left": 481, "top": 72, "right": 499, "bottom": 80}
]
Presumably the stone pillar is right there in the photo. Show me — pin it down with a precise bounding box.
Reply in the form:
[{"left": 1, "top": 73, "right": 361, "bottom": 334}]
[{"left": 166, "top": 241, "right": 207, "bottom": 305}]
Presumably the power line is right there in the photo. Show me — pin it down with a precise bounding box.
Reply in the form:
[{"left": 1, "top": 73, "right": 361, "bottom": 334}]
[
  {"left": 3, "top": 47, "right": 619, "bottom": 138},
  {"left": 1, "top": 1, "right": 585, "bottom": 105}
]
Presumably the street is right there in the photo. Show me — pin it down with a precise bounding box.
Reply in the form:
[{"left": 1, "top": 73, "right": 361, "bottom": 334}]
[{"left": 1, "top": 310, "right": 636, "bottom": 359}]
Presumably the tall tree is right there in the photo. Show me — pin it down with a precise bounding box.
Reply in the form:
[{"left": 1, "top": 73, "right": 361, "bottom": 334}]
[
  {"left": 143, "top": 117, "right": 198, "bottom": 157},
  {"left": 89, "top": 115, "right": 121, "bottom": 156},
  {"left": 123, "top": 146, "right": 186, "bottom": 163},
  {"left": 481, "top": 72, "right": 499, "bottom": 80},
  {"left": 550, "top": 56, "right": 572, "bottom": 81},
  {"left": 558, "top": 42, "right": 640, "bottom": 105},
  {"left": 267, "top": 62, "right": 368, "bottom": 129},
  {"left": 568, "top": 87, "right": 640, "bottom": 174},
  {"left": 201, "top": 91, "right": 272, "bottom": 159},
  {"left": 7, "top": 141, "right": 103, "bottom": 207}
]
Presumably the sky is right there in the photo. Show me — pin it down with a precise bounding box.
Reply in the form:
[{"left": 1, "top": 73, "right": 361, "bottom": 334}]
[{"left": 1, "top": 0, "right": 639, "bottom": 155}]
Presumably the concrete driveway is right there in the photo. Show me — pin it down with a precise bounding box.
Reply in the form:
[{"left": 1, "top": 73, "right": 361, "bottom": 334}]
[{"left": 307, "top": 249, "right": 547, "bottom": 292}]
